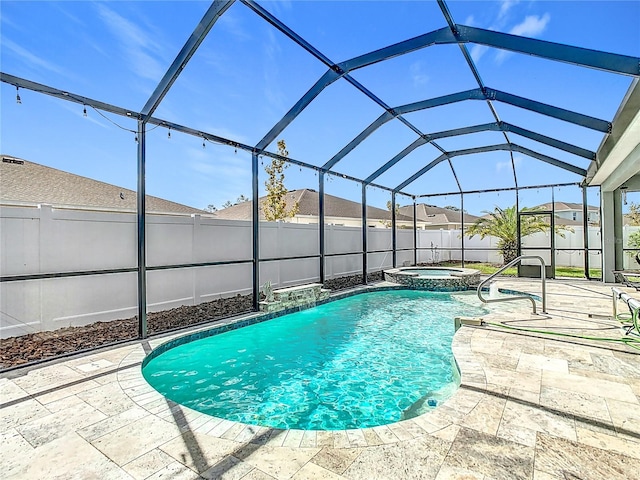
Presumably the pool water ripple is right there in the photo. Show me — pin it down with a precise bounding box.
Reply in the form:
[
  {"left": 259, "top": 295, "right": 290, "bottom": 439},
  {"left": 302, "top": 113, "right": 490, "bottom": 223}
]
[{"left": 142, "top": 290, "right": 487, "bottom": 430}]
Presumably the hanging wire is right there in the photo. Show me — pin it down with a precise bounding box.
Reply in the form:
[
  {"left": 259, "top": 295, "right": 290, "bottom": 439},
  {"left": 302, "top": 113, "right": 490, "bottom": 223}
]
[
  {"left": 16, "top": 86, "right": 21, "bottom": 104},
  {"left": 83, "top": 105, "right": 87, "bottom": 117}
]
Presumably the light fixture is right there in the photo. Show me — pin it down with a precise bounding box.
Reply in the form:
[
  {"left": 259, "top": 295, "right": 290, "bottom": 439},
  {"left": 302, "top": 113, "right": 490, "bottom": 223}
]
[
  {"left": 16, "top": 86, "right": 21, "bottom": 104},
  {"left": 135, "top": 134, "right": 139, "bottom": 143},
  {"left": 167, "top": 127, "right": 171, "bottom": 139},
  {"left": 202, "top": 137, "right": 206, "bottom": 149},
  {"left": 83, "top": 105, "right": 87, "bottom": 117}
]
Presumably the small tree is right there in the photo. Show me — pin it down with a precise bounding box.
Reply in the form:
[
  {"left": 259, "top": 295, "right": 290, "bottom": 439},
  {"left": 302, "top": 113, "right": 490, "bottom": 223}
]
[
  {"left": 466, "top": 205, "right": 572, "bottom": 265},
  {"left": 379, "top": 200, "right": 400, "bottom": 228},
  {"left": 262, "top": 140, "right": 299, "bottom": 221},
  {"left": 204, "top": 204, "right": 217, "bottom": 213},
  {"left": 626, "top": 202, "right": 640, "bottom": 266}
]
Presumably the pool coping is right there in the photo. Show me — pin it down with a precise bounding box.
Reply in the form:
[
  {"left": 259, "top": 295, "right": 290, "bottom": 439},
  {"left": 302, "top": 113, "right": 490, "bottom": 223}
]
[{"left": 123, "top": 284, "right": 490, "bottom": 448}]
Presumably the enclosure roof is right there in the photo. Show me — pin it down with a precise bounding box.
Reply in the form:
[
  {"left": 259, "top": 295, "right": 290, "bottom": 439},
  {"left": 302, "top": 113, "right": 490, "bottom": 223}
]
[{"left": 1, "top": 0, "right": 639, "bottom": 200}]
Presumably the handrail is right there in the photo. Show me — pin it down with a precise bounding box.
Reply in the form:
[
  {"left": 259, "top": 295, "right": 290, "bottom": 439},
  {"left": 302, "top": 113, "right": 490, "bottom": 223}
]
[{"left": 477, "top": 255, "right": 547, "bottom": 314}]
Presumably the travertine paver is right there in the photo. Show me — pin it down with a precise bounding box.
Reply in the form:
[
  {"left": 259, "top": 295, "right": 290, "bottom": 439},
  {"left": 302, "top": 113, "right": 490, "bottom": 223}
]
[{"left": 1, "top": 279, "right": 639, "bottom": 479}]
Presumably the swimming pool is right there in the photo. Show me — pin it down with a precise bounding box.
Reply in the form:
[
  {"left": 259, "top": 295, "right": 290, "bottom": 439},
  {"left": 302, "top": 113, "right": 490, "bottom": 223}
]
[{"left": 142, "top": 289, "right": 487, "bottom": 430}]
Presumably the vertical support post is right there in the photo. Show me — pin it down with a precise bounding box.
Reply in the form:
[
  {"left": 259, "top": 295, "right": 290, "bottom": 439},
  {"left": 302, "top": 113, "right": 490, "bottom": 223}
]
[
  {"left": 460, "top": 193, "right": 465, "bottom": 267},
  {"left": 252, "top": 152, "right": 260, "bottom": 311},
  {"left": 582, "top": 185, "right": 590, "bottom": 279},
  {"left": 136, "top": 120, "right": 147, "bottom": 339},
  {"left": 551, "top": 187, "right": 556, "bottom": 278},
  {"left": 362, "top": 183, "right": 367, "bottom": 284},
  {"left": 319, "top": 171, "right": 325, "bottom": 283},
  {"left": 392, "top": 192, "right": 397, "bottom": 268},
  {"left": 516, "top": 187, "right": 521, "bottom": 258},
  {"left": 413, "top": 197, "right": 417, "bottom": 266}
]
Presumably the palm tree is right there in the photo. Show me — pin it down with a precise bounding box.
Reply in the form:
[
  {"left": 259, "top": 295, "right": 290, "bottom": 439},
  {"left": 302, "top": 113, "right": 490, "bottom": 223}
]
[{"left": 465, "top": 205, "right": 570, "bottom": 264}]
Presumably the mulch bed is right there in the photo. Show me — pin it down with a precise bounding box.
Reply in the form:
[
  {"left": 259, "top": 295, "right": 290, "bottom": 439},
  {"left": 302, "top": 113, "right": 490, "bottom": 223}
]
[{"left": 1, "top": 273, "right": 381, "bottom": 369}]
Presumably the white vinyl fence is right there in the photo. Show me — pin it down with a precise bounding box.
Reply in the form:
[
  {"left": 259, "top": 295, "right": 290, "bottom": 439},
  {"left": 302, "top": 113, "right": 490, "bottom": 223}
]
[{"left": 0, "top": 204, "right": 608, "bottom": 337}]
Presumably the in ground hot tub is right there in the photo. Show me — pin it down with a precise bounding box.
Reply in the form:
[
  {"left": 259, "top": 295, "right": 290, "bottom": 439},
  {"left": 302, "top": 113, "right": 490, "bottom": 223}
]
[{"left": 384, "top": 266, "right": 480, "bottom": 291}]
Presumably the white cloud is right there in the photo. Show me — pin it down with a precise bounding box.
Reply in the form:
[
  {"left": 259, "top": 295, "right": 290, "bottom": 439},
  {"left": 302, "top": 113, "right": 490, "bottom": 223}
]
[
  {"left": 470, "top": 44, "right": 489, "bottom": 63},
  {"left": 1, "top": 38, "right": 67, "bottom": 76},
  {"left": 409, "top": 61, "right": 429, "bottom": 87},
  {"left": 496, "top": 155, "right": 523, "bottom": 173},
  {"left": 464, "top": 15, "right": 475, "bottom": 26},
  {"left": 510, "top": 13, "right": 551, "bottom": 37},
  {"left": 498, "top": 0, "right": 520, "bottom": 20},
  {"left": 95, "top": 4, "right": 165, "bottom": 81},
  {"left": 495, "top": 13, "right": 550, "bottom": 64}
]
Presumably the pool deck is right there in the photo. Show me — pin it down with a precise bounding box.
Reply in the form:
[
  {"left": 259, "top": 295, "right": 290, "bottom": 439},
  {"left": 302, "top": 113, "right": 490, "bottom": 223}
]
[{"left": 2, "top": 279, "right": 639, "bottom": 479}]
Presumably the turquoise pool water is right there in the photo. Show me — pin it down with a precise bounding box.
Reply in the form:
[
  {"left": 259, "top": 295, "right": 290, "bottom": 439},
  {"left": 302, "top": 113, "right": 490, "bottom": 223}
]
[{"left": 142, "top": 290, "right": 487, "bottom": 430}]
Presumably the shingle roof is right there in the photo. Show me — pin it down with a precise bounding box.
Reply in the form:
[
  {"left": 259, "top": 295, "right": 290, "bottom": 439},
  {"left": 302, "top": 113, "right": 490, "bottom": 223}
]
[
  {"left": 214, "top": 189, "right": 414, "bottom": 222},
  {"left": 536, "top": 201, "right": 599, "bottom": 212},
  {"left": 1, "top": 156, "right": 204, "bottom": 214},
  {"left": 399, "top": 204, "right": 479, "bottom": 225}
]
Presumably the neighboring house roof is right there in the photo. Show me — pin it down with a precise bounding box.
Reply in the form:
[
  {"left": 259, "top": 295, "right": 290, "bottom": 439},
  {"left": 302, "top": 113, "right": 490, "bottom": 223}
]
[
  {"left": 536, "top": 201, "right": 599, "bottom": 212},
  {"left": 399, "top": 204, "right": 479, "bottom": 225},
  {"left": 214, "top": 189, "right": 414, "bottom": 222},
  {"left": 1, "top": 155, "right": 204, "bottom": 215}
]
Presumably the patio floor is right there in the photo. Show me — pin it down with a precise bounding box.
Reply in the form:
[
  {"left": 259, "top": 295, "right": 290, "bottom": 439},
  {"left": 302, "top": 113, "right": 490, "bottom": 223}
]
[{"left": 1, "top": 279, "right": 639, "bottom": 479}]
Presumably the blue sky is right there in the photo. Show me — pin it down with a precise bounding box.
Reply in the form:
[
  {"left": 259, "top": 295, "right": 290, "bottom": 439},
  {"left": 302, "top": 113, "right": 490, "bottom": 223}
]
[{"left": 1, "top": 0, "right": 638, "bottom": 215}]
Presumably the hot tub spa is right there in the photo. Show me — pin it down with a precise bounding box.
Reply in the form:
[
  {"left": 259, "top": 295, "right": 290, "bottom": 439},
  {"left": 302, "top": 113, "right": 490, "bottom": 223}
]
[{"left": 383, "top": 266, "right": 481, "bottom": 290}]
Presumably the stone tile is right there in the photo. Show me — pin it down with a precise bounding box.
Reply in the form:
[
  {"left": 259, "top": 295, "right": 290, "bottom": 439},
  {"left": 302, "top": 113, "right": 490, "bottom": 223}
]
[
  {"left": 387, "top": 422, "right": 414, "bottom": 441},
  {"left": 201, "top": 456, "right": 255, "bottom": 480},
  {"left": 460, "top": 395, "right": 505, "bottom": 436},
  {"left": 235, "top": 424, "right": 266, "bottom": 444},
  {"left": 77, "top": 381, "right": 137, "bottom": 416},
  {"left": 371, "top": 425, "right": 399, "bottom": 444},
  {"left": 474, "top": 352, "right": 519, "bottom": 371},
  {"left": 540, "top": 385, "right": 612, "bottom": 424},
  {"left": 501, "top": 399, "right": 576, "bottom": 442},
  {"left": 145, "top": 461, "right": 201, "bottom": 480},
  {"left": 431, "top": 424, "right": 460, "bottom": 443},
  {"left": 316, "top": 430, "right": 336, "bottom": 448},
  {"left": 234, "top": 443, "right": 320, "bottom": 480},
  {"left": 16, "top": 398, "right": 107, "bottom": 448},
  {"left": 12, "top": 364, "right": 88, "bottom": 395},
  {"left": 0, "top": 378, "right": 30, "bottom": 403},
  {"left": 282, "top": 429, "right": 305, "bottom": 448},
  {"left": 291, "top": 461, "right": 345, "bottom": 479},
  {"left": 534, "top": 432, "right": 640, "bottom": 480},
  {"left": 605, "top": 398, "right": 640, "bottom": 440},
  {"left": 300, "top": 429, "right": 317, "bottom": 448},
  {"left": 74, "top": 358, "right": 116, "bottom": 373},
  {"left": 0, "top": 428, "right": 35, "bottom": 477},
  {"left": 508, "top": 387, "right": 540, "bottom": 404},
  {"left": 343, "top": 434, "right": 449, "bottom": 480},
  {"left": 361, "top": 428, "right": 383, "bottom": 446},
  {"left": 483, "top": 366, "right": 542, "bottom": 394},
  {"left": 122, "top": 448, "right": 176, "bottom": 480},
  {"left": 542, "top": 370, "right": 638, "bottom": 403},
  {"left": 159, "top": 430, "right": 241, "bottom": 474},
  {"left": 444, "top": 426, "right": 534, "bottom": 480},
  {"left": 92, "top": 414, "right": 182, "bottom": 465},
  {"left": 576, "top": 426, "right": 640, "bottom": 461},
  {"left": 345, "top": 428, "right": 368, "bottom": 447},
  {"left": 331, "top": 430, "right": 351, "bottom": 449},
  {"left": 0, "top": 398, "right": 51, "bottom": 432},
  {"left": 311, "top": 447, "right": 362, "bottom": 474},
  {"left": 77, "top": 406, "right": 150, "bottom": 442},
  {"left": 532, "top": 470, "right": 562, "bottom": 480},
  {"left": 434, "top": 465, "right": 485, "bottom": 480},
  {"left": 221, "top": 421, "right": 247, "bottom": 441},
  {"left": 516, "top": 353, "right": 569, "bottom": 374},
  {"left": 591, "top": 353, "right": 640, "bottom": 379},
  {"left": 6, "top": 432, "right": 132, "bottom": 479},
  {"left": 496, "top": 420, "right": 538, "bottom": 448},
  {"left": 242, "top": 469, "right": 276, "bottom": 480}
]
